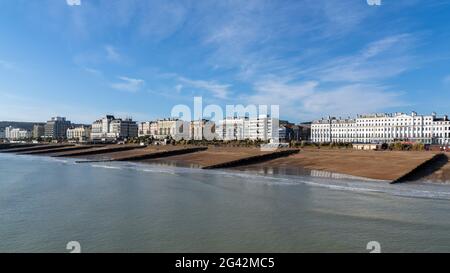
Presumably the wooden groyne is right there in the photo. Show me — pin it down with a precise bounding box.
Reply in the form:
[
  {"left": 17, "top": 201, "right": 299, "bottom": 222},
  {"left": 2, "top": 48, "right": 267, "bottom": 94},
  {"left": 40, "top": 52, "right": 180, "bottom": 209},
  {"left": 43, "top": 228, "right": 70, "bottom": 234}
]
[
  {"left": 53, "top": 145, "right": 145, "bottom": 158},
  {"left": 391, "top": 153, "right": 449, "bottom": 184},
  {"left": 203, "top": 149, "right": 300, "bottom": 169},
  {"left": 0, "top": 144, "right": 39, "bottom": 150},
  {"left": 115, "top": 147, "right": 208, "bottom": 161},
  {"left": 76, "top": 147, "right": 209, "bottom": 163},
  {"left": 0, "top": 144, "right": 73, "bottom": 153},
  {"left": 20, "top": 145, "right": 97, "bottom": 155}
]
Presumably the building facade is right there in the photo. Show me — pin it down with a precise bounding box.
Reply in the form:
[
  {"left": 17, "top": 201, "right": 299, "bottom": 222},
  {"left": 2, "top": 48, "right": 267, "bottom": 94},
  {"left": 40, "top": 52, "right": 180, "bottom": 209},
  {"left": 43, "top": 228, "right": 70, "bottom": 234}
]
[
  {"left": 67, "top": 126, "right": 91, "bottom": 143},
  {"left": 33, "top": 124, "right": 45, "bottom": 139},
  {"left": 154, "top": 119, "right": 179, "bottom": 139},
  {"left": 189, "top": 119, "right": 216, "bottom": 141},
  {"left": 91, "top": 115, "right": 138, "bottom": 142},
  {"left": 44, "top": 117, "right": 71, "bottom": 139},
  {"left": 311, "top": 112, "right": 450, "bottom": 144},
  {"left": 248, "top": 115, "right": 279, "bottom": 141},
  {"left": 5, "top": 126, "right": 32, "bottom": 140},
  {"left": 138, "top": 121, "right": 158, "bottom": 138},
  {"left": 0, "top": 128, "right": 5, "bottom": 139},
  {"left": 217, "top": 117, "right": 249, "bottom": 141},
  {"left": 278, "top": 125, "right": 293, "bottom": 143}
]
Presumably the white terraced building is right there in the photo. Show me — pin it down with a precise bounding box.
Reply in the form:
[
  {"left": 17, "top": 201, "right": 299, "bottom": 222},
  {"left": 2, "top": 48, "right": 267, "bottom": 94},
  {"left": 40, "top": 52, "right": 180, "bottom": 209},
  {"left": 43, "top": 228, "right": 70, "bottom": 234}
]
[{"left": 311, "top": 112, "right": 450, "bottom": 145}]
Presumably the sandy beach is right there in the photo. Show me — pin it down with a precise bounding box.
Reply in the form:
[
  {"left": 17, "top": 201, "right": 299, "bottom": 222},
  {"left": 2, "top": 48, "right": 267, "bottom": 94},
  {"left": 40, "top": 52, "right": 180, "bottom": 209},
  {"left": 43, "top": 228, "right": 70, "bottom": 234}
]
[
  {"left": 143, "top": 146, "right": 275, "bottom": 168},
  {"left": 237, "top": 148, "right": 437, "bottom": 181},
  {"left": 5, "top": 143, "right": 448, "bottom": 182}
]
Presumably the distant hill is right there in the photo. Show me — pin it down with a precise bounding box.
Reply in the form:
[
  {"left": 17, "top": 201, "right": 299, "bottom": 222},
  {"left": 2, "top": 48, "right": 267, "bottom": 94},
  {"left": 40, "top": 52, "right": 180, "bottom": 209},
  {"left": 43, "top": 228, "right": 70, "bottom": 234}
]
[{"left": 0, "top": 121, "right": 45, "bottom": 131}]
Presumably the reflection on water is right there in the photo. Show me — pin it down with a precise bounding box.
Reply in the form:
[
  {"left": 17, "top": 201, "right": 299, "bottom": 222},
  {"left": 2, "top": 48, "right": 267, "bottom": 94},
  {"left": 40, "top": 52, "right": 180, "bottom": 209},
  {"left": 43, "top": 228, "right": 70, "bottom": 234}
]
[
  {"left": 143, "top": 158, "right": 202, "bottom": 169},
  {"left": 233, "top": 165, "right": 385, "bottom": 182},
  {"left": 1, "top": 153, "right": 450, "bottom": 253}
]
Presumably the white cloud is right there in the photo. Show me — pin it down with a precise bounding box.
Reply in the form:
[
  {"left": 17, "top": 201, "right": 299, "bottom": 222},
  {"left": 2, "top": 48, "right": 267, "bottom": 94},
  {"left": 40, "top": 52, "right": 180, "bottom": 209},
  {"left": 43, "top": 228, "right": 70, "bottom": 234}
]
[
  {"left": 301, "top": 84, "right": 405, "bottom": 118},
  {"left": 83, "top": 67, "right": 102, "bottom": 77},
  {"left": 105, "top": 45, "right": 121, "bottom": 62},
  {"left": 178, "top": 77, "right": 231, "bottom": 99},
  {"left": 175, "top": 84, "right": 183, "bottom": 93},
  {"left": 111, "top": 76, "right": 145, "bottom": 93},
  {"left": 303, "top": 34, "right": 416, "bottom": 83},
  {"left": 243, "top": 77, "right": 405, "bottom": 122},
  {"left": 247, "top": 79, "right": 317, "bottom": 105},
  {"left": 66, "top": 0, "right": 81, "bottom": 6},
  {"left": 137, "top": 1, "right": 187, "bottom": 41}
]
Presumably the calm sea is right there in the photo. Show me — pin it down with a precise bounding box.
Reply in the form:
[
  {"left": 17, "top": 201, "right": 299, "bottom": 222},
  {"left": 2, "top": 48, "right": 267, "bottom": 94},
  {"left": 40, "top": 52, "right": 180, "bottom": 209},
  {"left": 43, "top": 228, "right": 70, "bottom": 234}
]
[{"left": 1, "top": 153, "right": 450, "bottom": 253}]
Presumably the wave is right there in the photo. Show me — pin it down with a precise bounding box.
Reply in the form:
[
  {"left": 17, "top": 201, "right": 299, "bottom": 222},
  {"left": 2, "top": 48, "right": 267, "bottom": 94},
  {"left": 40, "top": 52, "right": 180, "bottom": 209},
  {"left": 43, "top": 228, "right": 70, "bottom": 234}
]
[{"left": 90, "top": 164, "right": 123, "bottom": 170}]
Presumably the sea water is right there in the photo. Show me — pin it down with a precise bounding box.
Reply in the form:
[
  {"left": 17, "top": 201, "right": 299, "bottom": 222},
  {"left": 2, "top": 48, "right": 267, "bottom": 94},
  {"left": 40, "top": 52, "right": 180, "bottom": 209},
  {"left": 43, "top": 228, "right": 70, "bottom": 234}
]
[{"left": 1, "top": 153, "right": 450, "bottom": 252}]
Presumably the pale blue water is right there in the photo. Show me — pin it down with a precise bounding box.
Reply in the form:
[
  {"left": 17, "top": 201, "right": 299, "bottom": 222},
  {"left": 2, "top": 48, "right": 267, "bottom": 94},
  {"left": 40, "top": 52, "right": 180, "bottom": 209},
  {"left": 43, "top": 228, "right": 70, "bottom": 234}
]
[{"left": 1, "top": 153, "right": 450, "bottom": 253}]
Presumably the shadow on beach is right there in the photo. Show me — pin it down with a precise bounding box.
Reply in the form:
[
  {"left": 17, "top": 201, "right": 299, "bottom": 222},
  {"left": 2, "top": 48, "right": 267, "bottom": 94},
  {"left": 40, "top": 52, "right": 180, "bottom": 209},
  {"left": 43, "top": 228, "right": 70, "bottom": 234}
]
[{"left": 394, "top": 153, "right": 449, "bottom": 183}]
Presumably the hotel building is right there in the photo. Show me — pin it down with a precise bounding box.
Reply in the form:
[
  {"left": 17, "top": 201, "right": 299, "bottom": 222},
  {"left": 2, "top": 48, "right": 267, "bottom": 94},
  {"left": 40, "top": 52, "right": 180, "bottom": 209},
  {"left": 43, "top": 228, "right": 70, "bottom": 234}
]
[
  {"left": 67, "top": 126, "right": 91, "bottom": 143},
  {"left": 155, "top": 118, "right": 179, "bottom": 139},
  {"left": 5, "top": 126, "right": 32, "bottom": 140},
  {"left": 189, "top": 119, "right": 216, "bottom": 141},
  {"left": 91, "top": 115, "right": 138, "bottom": 142},
  {"left": 138, "top": 121, "right": 158, "bottom": 138},
  {"left": 311, "top": 112, "right": 450, "bottom": 144},
  {"left": 44, "top": 117, "right": 71, "bottom": 139},
  {"left": 33, "top": 124, "right": 45, "bottom": 139},
  {"left": 248, "top": 115, "right": 279, "bottom": 141},
  {"left": 216, "top": 115, "right": 279, "bottom": 142},
  {"left": 217, "top": 117, "right": 250, "bottom": 141}
]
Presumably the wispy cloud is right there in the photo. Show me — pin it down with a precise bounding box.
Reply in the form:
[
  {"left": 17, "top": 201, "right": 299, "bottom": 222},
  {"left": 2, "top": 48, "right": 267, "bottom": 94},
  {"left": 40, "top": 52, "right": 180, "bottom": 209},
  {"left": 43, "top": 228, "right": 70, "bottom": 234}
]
[
  {"left": 312, "top": 34, "right": 416, "bottom": 83},
  {"left": 105, "top": 45, "right": 121, "bottom": 62},
  {"left": 244, "top": 76, "right": 406, "bottom": 122},
  {"left": 10, "top": 0, "right": 434, "bottom": 122},
  {"left": 300, "top": 84, "right": 406, "bottom": 119},
  {"left": 66, "top": 0, "right": 81, "bottom": 6},
  {"left": 83, "top": 67, "right": 102, "bottom": 77},
  {"left": 110, "top": 76, "right": 145, "bottom": 93},
  {"left": 178, "top": 77, "right": 231, "bottom": 99},
  {"left": 175, "top": 84, "right": 183, "bottom": 93}
]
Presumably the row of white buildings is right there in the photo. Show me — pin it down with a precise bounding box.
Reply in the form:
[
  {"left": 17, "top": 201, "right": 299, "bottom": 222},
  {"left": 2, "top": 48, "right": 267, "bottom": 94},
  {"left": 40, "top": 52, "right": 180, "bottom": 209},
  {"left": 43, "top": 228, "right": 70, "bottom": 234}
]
[
  {"left": 1, "top": 114, "right": 306, "bottom": 143},
  {"left": 1, "top": 126, "right": 32, "bottom": 140},
  {"left": 136, "top": 115, "right": 280, "bottom": 142},
  {"left": 311, "top": 112, "right": 450, "bottom": 145}
]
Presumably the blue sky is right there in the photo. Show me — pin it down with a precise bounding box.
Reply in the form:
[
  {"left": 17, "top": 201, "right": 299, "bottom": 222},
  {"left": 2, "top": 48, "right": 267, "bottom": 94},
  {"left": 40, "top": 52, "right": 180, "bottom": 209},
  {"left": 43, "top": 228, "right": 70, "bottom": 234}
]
[{"left": 1, "top": 0, "right": 450, "bottom": 123}]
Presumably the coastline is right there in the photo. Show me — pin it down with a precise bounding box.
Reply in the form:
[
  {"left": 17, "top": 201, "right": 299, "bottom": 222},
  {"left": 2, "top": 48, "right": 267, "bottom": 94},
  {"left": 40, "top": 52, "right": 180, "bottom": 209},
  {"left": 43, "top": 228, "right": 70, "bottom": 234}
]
[{"left": 2, "top": 144, "right": 449, "bottom": 183}]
